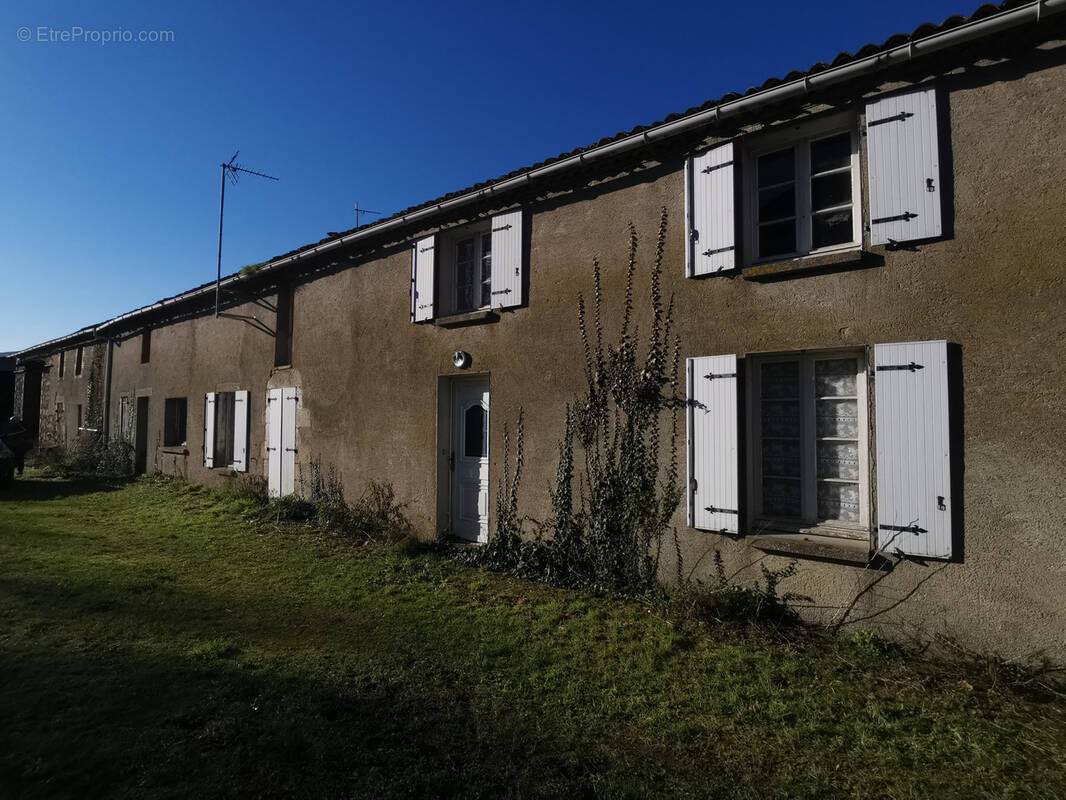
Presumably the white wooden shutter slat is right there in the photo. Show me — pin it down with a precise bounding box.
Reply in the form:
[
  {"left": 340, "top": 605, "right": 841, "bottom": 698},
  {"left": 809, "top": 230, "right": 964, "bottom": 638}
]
[
  {"left": 232, "top": 390, "right": 249, "bottom": 472},
  {"left": 281, "top": 388, "right": 298, "bottom": 497},
  {"left": 874, "top": 340, "right": 952, "bottom": 559},
  {"left": 866, "top": 88, "right": 941, "bottom": 246},
  {"left": 411, "top": 235, "right": 436, "bottom": 322},
  {"left": 267, "top": 388, "right": 283, "bottom": 497},
  {"left": 490, "top": 209, "right": 523, "bottom": 309},
  {"left": 687, "top": 355, "right": 740, "bottom": 533},
  {"left": 203, "top": 392, "right": 216, "bottom": 468},
  {"left": 687, "top": 142, "right": 735, "bottom": 276}
]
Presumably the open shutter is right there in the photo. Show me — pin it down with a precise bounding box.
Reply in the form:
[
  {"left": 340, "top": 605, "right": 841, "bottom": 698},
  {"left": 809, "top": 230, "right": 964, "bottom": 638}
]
[
  {"left": 866, "top": 88, "right": 941, "bottom": 246},
  {"left": 411, "top": 235, "right": 436, "bottom": 322},
  {"left": 281, "top": 388, "right": 298, "bottom": 497},
  {"left": 490, "top": 209, "right": 523, "bottom": 309},
  {"left": 687, "top": 142, "right": 735, "bottom": 276},
  {"left": 266, "top": 388, "right": 283, "bottom": 497},
  {"left": 203, "top": 392, "right": 216, "bottom": 468},
  {"left": 874, "top": 340, "right": 952, "bottom": 558},
  {"left": 687, "top": 355, "right": 740, "bottom": 533},
  {"left": 232, "top": 390, "right": 249, "bottom": 472}
]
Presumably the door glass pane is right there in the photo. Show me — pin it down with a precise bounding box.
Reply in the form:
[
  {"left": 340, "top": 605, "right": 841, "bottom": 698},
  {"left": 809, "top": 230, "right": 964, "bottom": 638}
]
[
  {"left": 464, "top": 405, "right": 486, "bottom": 458},
  {"left": 760, "top": 360, "right": 801, "bottom": 518}
]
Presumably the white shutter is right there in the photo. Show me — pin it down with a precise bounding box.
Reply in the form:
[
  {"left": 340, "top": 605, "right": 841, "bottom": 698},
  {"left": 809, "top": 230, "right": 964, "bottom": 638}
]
[
  {"left": 874, "top": 340, "right": 952, "bottom": 559},
  {"left": 232, "top": 390, "right": 249, "bottom": 472},
  {"left": 866, "top": 88, "right": 941, "bottom": 246},
  {"left": 687, "top": 142, "right": 735, "bottom": 276},
  {"left": 490, "top": 209, "right": 523, "bottom": 309},
  {"left": 687, "top": 355, "right": 740, "bottom": 533},
  {"left": 281, "top": 387, "right": 298, "bottom": 497},
  {"left": 411, "top": 235, "right": 436, "bottom": 322},
  {"left": 267, "top": 388, "right": 283, "bottom": 497},
  {"left": 203, "top": 392, "right": 216, "bottom": 468}
]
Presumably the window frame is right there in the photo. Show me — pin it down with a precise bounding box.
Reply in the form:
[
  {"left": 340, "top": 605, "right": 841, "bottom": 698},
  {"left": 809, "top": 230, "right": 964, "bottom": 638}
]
[
  {"left": 437, "top": 220, "right": 493, "bottom": 317},
  {"left": 140, "top": 330, "right": 151, "bottom": 364},
  {"left": 746, "top": 347, "right": 870, "bottom": 540},
  {"left": 742, "top": 113, "right": 863, "bottom": 265},
  {"left": 74, "top": 346, "right": 84, "bottom": 376}
]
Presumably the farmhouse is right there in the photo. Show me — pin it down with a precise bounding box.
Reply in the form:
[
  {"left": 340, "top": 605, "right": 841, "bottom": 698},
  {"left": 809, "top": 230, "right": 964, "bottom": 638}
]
[{"left": 13, "top": 1, "right": 1066, "bottom": 659}]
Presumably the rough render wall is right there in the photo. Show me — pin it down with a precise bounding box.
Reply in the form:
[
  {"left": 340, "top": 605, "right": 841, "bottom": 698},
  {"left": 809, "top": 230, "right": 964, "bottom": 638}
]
[
  {"left": 45, "top": 46, "right": 1066, "bottom": 660},
  {"left": 36, "top": 343, "right": 106, "bottom": 450}
]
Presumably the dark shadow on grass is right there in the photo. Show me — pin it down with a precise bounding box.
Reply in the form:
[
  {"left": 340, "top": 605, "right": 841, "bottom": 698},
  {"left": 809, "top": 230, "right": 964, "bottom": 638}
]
[{"left": 0, "top": 475, "right": 130, "bottom": 503}]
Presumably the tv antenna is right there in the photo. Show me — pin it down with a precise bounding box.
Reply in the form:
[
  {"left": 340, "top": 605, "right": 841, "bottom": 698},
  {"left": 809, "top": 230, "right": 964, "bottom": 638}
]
[
  {"left": 215, "top": 151, "right": 279, "bottom": 317},
  {"left": 354, "top": 201, "right": 381, "bottom": 227}
]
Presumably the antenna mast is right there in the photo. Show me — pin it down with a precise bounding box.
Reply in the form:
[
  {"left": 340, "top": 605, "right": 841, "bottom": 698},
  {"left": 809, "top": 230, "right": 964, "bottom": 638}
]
[
  {"left": 215, "top": 151, "right": 279, "bottom": 317},
  {"left": 354, "top": 201, "right": 382, "bottom": 227}
]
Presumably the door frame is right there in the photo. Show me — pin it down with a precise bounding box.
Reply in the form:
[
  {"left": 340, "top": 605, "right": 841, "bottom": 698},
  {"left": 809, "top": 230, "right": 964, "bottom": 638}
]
[{"left": 436, "top": 373, "right": 491, "bottom": 541}]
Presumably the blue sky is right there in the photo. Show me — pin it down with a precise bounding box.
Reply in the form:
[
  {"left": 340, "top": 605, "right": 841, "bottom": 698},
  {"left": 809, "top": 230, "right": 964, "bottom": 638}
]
[{"left": 0, "top": 0, "right": 972, "bottom": 351}]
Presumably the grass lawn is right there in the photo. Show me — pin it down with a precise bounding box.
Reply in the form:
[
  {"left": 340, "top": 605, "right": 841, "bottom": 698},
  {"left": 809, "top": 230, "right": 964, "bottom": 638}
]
[{"left": 1, "top": 473, "right": 1064, "bottom": 799}]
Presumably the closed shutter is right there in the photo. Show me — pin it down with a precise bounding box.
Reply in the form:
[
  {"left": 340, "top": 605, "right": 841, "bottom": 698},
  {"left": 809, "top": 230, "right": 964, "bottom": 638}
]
[
  {"left": 874, "top": 340, "right": 952, "bottom": 559},
  {"left": 203, "top": 392, "right": 216, "bottom": 468},
  {"left": 490, "top": 209, "right": 523, "bottom": 309},
  {"left": 281, "top": 388, "right": 298, "bottom": 497},
  {"left": 687, "top": 142, "right": 735, "bottom": 276},
  {"left": 411, "top": 235, "right": 436, "bottom": 322},
  {"left": 232, "top": 390, "right": 250, "bottom": 472},
  {"left": 866, "top": 88, "right": 941, "bottom": 246},
  {"left": 266, "top": 388, "right": 283, "bottom": 497},
  {"left": 687, "top": 355, "right": 740, "bottom": 533}
]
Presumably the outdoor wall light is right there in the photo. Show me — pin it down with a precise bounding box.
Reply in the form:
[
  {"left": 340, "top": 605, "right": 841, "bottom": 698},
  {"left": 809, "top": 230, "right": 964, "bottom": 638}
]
[{"left": 453, "top": 350, "right": 471, "bottom": 369}]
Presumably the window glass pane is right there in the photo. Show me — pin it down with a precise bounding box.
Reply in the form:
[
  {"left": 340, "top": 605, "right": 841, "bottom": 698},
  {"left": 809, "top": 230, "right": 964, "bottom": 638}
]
[
  {"left": 464, "top": 405, "right": 486, "bottom": 458},
  {"left": 810, "top": 132, "right": 851, "bottom": 174},
  {"left": 812, "top": 210, "right": 853, "bottom": 249},
  {"left": 762, "top": 439, "right": 801, "bottom": 478},
  {"left": 761, "top": 400, "right": 800, "bottom": 437},
  {"left": 816, "top": 399, "right": 858, "bottom": 438},
  {"left": 763, "top": 477, "right": 802, "bottom": 518},
  {"left": 815, "top": 359, "right": 857, "bottom": 396},
  {"left": 811, "top": 172, "right": 852, "bottom": 211},
  {"left": 761, "top": 361, "right": 800, "bottom": 398},
  {"left": 758, "top": 148, "right": 795, "bottom": 187},
  {"left": 758, "top": 184, "right": 795, "bottom": 221},
  {"left": 817, "top": 441, "right": 859, "bottom": 481},
  {"left": 759, "top": 220, "right": 796, "bottom": 258},
  {"left": 817, "top": 482, "right": 860, "bottom": 522}
]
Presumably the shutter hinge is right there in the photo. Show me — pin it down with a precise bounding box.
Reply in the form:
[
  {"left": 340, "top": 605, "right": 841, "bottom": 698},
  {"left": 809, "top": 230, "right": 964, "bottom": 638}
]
[
  {"left": 868, "top": 111, "right": 914, "bottom": 127},
  {"left": 871, "top": 212, "right": 918, "bottom": 225},
  {"left": 701, "top": 160, "right": 734, "bottom": 174},
  {"left": 702, "top": 245, "right": 735, "bottom": 257},
  {"left": 703, "top": 371, "right": 737, "bottom": 380},
  {"left": 490, "top": 289, "right": 512, "bottom": 295},
  {"left": 284, "top": 447, "right": 298, "bottom": 453},
  {"left": 876, "top": 362, "right": 924, "bottom": 372},
  {"left": 879, "top": 523, "right": 927, "bottom": 535},
  {"left": 704, "top": 506, "right": 738, "bottom": 514},
  {"left": 491, "top": 224, "right": 512, "bottom": 232},
  {"left": 419, "top": 245, "right": 434, "bottom": 253}
]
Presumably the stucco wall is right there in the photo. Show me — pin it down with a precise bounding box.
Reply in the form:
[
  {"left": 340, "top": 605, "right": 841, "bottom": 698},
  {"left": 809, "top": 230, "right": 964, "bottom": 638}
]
[{"left": 32, "top": 42, "right": 1066, "bottom": 660}]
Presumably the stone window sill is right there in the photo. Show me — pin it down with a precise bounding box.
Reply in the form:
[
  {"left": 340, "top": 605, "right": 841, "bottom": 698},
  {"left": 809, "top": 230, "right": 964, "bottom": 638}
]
[
  {"left": 750, "top": 531, "right": 888, "bottom": 568},
  {"left": 434, "top": 309, "right": 499, "bottom": 328},
  {"left": 160, "top": 447, "right": 188, "bottom": 455},
  {"left": 742, "top": 248, "right": 870, "bottom": 281}
]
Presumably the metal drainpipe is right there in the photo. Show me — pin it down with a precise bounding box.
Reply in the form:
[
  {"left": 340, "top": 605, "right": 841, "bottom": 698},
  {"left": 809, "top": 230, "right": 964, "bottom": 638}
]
[{"left": 101, "top": 337, "right": 113, "bottom": 440}]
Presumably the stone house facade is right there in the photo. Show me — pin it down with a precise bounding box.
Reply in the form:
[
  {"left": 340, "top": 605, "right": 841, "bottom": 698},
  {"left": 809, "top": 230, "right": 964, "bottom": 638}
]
[{"left": 14, "top": 3, "right": 1066, "bottom": 659}]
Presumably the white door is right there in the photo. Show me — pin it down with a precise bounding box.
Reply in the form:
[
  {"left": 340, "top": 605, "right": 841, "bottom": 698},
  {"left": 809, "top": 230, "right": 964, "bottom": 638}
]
[
  {"left": 451, "top": 378, "right": 489, "bottom": 542},
  {"left": 267, "top": 387, "right": 298, "bottom": 498}
]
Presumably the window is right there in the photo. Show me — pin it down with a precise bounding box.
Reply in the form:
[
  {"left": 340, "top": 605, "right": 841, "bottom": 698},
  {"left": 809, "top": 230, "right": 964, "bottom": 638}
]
[
  {"left": 164, "top": 397, "right": 187, "bottom": 447},
  {"left": 118, "top": 396, "right": 132, "bottom": 441},
  {"left": 76, "top": 404, "right": 83, "bottom": 433},
  {"left": 58, "top": 351, "right": 65, "bottom": 378},
  {"left": 75, "top": 346, "right": 83, "bottom": 376},
  {"left": 747, "top": 125, "right": 861, "bottom": 262},
  {"left": 411, "top": 209, "right": 524, "bottom": 322},
  {"left": 464, "top": 404, "right": 487, "bottom": 458},
  {"left": 141, "top": 330, "right": 151, "bottom": 364},
  {"left": 274, "top": 284, "right": 294, "bottom": 367},
  {"left": 203, "top": 390, "right": 249, "bottom": 471},
  {"left": 749, "top": 350, "right": 869, "bottom": 535},
  {"left": 214, "top": 391, "right": 235, "bottom": 467}
]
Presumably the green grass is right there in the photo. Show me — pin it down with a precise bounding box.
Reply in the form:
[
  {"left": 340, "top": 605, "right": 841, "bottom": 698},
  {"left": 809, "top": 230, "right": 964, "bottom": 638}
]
[{"left": 0, "top": 473, "right": 1063, "bottom": 799}]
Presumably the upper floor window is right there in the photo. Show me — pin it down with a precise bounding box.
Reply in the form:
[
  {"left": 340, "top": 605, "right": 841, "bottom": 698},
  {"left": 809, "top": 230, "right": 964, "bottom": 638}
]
[
  {"left": 274, "top": 284, "right": 294, "bottom": 367},
  {"left": 141, "top": 330, "right": 151, "bottom": 364},
  {"left": 411, "top": 209, "right": 524, "bottom": 323},
  {"left": 74, "top": 346, "right": 83, "bottom": 376},
  {"left": 58, "top": 351, "right": 65, "bottom": 378}
]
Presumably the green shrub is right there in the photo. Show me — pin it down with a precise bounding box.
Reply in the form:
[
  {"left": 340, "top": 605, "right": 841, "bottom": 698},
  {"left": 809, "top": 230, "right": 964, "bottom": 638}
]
[{"left": 59, "top": 433, "right": 134, "bottom": 478}]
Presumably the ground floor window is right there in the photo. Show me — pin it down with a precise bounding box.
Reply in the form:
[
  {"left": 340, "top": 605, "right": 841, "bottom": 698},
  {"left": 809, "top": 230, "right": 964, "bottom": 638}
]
[
  {"left": 749, "top": 349, "right": 869, "bottom": 535},
  {"left": 213, "top": 391, "right": 235, "bottom": 466},
  {"left": 164, "top": 397, "right": 187, "bottom": 447}
]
